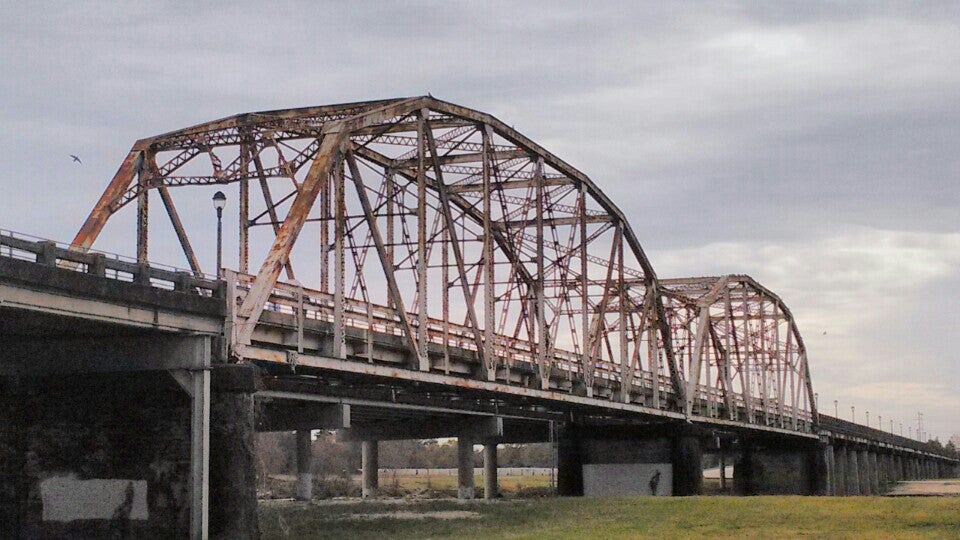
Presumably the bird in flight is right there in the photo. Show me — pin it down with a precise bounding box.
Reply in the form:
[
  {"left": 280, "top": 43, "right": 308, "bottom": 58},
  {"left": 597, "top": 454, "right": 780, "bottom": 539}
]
[{"left": 70, "top": 154, "right": 82, "bottom": 164}]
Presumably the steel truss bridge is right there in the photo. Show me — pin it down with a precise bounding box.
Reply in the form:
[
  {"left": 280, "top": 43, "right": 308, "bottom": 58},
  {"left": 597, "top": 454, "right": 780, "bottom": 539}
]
[
  {"left": 68, "top": 96, "right": 817, "bottom": 433},
  {"left": 2, "top": 96, "right": 955, "bottom": 538}
]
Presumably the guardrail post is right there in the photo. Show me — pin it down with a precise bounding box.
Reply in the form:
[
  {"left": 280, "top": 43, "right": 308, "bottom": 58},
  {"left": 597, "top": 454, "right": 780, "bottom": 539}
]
[
  {"left": 37, "top": 240, "right": 58, "bottom": 266},
  {"left": 175, "top": 271, "right": 193, "bottom": 292},
  {"left": 88, "top": 253, "right": 106, "bottom": 277},
  {"left": 135, "top": 262, "right": 151, "bottom": 286}
]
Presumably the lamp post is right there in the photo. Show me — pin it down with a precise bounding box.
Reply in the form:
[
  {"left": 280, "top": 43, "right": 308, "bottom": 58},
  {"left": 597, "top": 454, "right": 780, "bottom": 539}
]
[
  {"left": 851, "top": 406, "right": 855, "bottom": 422},
  {"left": 213, "top": 191, "right": 226, "bottom": 278},
  {"left": 833, "top": 400, "right": 838, "bottom": 418}
]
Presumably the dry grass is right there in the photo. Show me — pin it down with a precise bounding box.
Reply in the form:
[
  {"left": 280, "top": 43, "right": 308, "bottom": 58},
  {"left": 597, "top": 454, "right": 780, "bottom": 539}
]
[{"left": 260, "top": 495, "right": 960, "bottom": 539}]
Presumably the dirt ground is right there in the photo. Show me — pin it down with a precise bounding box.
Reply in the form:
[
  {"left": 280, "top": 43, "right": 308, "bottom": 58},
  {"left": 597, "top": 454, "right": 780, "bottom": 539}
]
[{"left": 887, "top": 478, "right": 960, "bottom": 496}]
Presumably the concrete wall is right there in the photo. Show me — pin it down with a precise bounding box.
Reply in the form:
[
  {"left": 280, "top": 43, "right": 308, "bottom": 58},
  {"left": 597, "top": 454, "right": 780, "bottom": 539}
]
[
  {"left": 734, "top": 440, "right": 822, "bottom": 495},
  {"left": 0, "top": 373, "right": 191, "bottom": 538},
  {"left": 0, "top": 365, "right": 261, "bottom": 539},
  {"left": 557, "top": 424, "right": 703, "bottom": 497},
  {"left": 583, "top": 464, "right": 672, "bottom": 496}
]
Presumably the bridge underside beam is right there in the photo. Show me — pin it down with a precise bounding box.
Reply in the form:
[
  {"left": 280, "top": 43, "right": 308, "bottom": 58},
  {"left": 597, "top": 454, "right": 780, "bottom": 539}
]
[{"left": 0, "top": 335, "right": 210, "bottom": 376}]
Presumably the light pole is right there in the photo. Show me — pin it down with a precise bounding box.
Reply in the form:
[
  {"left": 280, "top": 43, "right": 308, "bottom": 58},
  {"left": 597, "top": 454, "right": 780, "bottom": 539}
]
[
  {"left": 866, "top": 411, "right": 870, "bottom": 428},
  {"left": 878, "top": 415, "right": 882, "bottom": 432},
  {"left": 833, "top": 400, "right": 838, "bottom": 418},
  {"left": 851, "top": 405, "right": 855, "bottom": 422},
  {"left": 213, "top": 191, "right": 226, "bottom": 278}
]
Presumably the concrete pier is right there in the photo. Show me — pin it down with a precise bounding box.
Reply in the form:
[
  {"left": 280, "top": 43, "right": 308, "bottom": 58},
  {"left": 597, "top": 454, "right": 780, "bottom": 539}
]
[
  {"left": 295, "top": 430, "right": 313, "bottom": 501},
  {"left": 858, "top": 448, "right": 872, "bottom": 495},
  {"left": 483, "top": 443, "right": 498, "bottom": 499},
  {"left": 361, "top": 440, "right": 378, "bottom": 499},
  {"left": 833, "top": 445, "right": 847, "bottom": 495},
  {"left": 868, "top": 451, "right": 880, "bottom": 494},
  {"left": 457, "top": 437, "right": 475, "bottom": 499},
  {"left": 672, "top": 431, "right": 704, "bottom": 496},
  {"left": 846, "top": 447, "right": 861, "bottom": 495},
  {"left": 556, "top": 423, "right": 583, "bottom": 496},
  {"left": 208, "top": 364, "right": 260, "bottom": 539},
  {"left": 733, "top": 440, "right": 825, "bottom": 495}
]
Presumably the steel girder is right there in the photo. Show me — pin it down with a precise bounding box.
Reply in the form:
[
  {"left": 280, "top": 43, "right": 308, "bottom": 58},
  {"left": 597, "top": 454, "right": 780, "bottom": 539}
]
[{"left": 69, "top": 96, "right": 814, "bottom": 428}]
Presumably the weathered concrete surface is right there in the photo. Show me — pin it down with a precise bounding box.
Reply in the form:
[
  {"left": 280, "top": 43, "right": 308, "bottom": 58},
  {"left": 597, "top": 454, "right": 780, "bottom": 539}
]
[
  {"left": 209, "top": 364, "right": 261, "bottom": 539},
  {"left": 362, "top": 440, "right": 378, "bottom": 499},
  {"left": 0, "top": 373, "right": 190, "bottom": 538},
  {"left": 556, "top": 423, "right": 583, "bottom": 497},
  {"left": 558, "top": 424, "right": 703, "bottom": 497},
  {"left": 672, "top": 432, "right": 703, "bottom": 496},
  {"left": 582, "top": 463, "right": 672, "bottom": 496},
  {"left": 733, "top": 440, "right": 823, "bottom": 495},
  {"left": 833, "top": 445, "right": 847, "bottom": 496},
  {"left": 457, "top": 436, "right": 475, "bottom": 500}
]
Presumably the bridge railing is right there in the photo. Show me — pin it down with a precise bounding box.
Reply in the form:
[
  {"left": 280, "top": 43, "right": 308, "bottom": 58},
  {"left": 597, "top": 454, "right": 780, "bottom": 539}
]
[
  {"left": 0, "top": 229, "right": 221, "bottom": 297},
  {"left": 231, "top": 272, "right": 813, "bottom": 428},
  {"left": 819, "top": 414, "right": 958, "bottom": 459}
]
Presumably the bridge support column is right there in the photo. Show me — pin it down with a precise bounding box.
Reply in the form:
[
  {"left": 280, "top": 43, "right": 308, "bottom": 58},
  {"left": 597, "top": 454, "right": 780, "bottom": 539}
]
[
  {"left": 845, "top": 447, "right": 861, "bottom": 495},
  {"left": 561, "top": 424, "right": 692, "bottom": 496},
  {"left": 672, "top": 429, "right": 704, "bottom": 496},
  {"left": 457, "top": 436, "right": 475, "bottom": 499},
  {"left": 868, "top": 451, "right": 880, "bottom": 494},
  {"left": 833, "top": 445, "right": 847, "bottom": 496},
  {"left": 361, "top": 440, "right": 378, "bottom": 499},
  {"left": 885, "top": 453, "right": 896, "bottom": 489},
  {"left": 820, "top": 442, "right": 834, "bottom": 496},
  {"left": 483, "top": 443, "right": 498, "bottom": 500},
  {"left": 209, "top": 364, "right": 261, "bottom": 539},
  {"left": 857, "top": 448, "right": 872, "bottom": 495},
  {"left": 880, "top": 453, "right": 890, "bottom": 489},
  {"left": 733, "top": 439, "right": 825, "bottom": 495},
  {"left": 295, "top": 430, "right": 313, "bottom": 501},
  {"left": 556, "top": 423, "right": 583, "bottom": 496}
]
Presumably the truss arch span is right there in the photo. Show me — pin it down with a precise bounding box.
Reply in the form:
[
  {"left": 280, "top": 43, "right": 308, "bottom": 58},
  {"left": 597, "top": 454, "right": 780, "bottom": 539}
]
[{"left": 69, "top": 97, "right": 813, "bottom": 429}]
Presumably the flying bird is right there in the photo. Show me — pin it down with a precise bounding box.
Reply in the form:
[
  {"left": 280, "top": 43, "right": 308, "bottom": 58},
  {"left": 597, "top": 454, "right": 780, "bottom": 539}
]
[{"left": 70, "top": 154, "right": 82, "bottom": 164}]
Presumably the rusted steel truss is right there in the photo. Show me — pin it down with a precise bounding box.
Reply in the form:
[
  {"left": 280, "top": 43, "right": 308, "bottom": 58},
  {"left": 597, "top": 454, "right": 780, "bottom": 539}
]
[{"left": 69, "top": 96, "right": 814, "bottom": 429}]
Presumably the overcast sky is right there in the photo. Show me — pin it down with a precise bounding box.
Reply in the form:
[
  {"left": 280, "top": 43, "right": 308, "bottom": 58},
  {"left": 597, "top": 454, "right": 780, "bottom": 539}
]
[{"left": 1, "top": 2, "right": 957, "bottom": 440}]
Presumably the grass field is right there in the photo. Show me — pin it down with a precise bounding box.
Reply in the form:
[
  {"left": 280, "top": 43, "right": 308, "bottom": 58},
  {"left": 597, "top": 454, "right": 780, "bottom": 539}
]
[{"left": 259, "top": 496, "right": 960, "bottom": 539}]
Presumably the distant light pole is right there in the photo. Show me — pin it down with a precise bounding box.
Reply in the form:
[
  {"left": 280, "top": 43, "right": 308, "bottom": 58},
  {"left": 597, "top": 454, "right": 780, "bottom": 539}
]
[
  {"left": 866, "top": 411, "right": 870, "bottom": 428},
  {"left": 890, "top": 419, "right": 893, "bottom": 432},
  {"left": 213, "top": 191, "right": 226, "bottom": 278},
  {"left": 833, "top": 400, "right": 838, "bottom": 418},
  {"left": 900, "top": 422, "right": 903, "bottom": 436},
  {"left": 851, "top": 406, "right": 855, "bottom": 422},
  {"left": 878, "top": 415, "right": 882, "bottom": 432}
]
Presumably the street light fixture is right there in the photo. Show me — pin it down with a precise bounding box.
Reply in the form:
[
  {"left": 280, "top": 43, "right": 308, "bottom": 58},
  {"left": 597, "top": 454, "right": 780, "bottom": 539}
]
[
  {"left": 833, "top": 400, "right": 838, "bottom": 418},
  {"left": 213, "top": 191, "right": 226, "bottom": 278}
]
